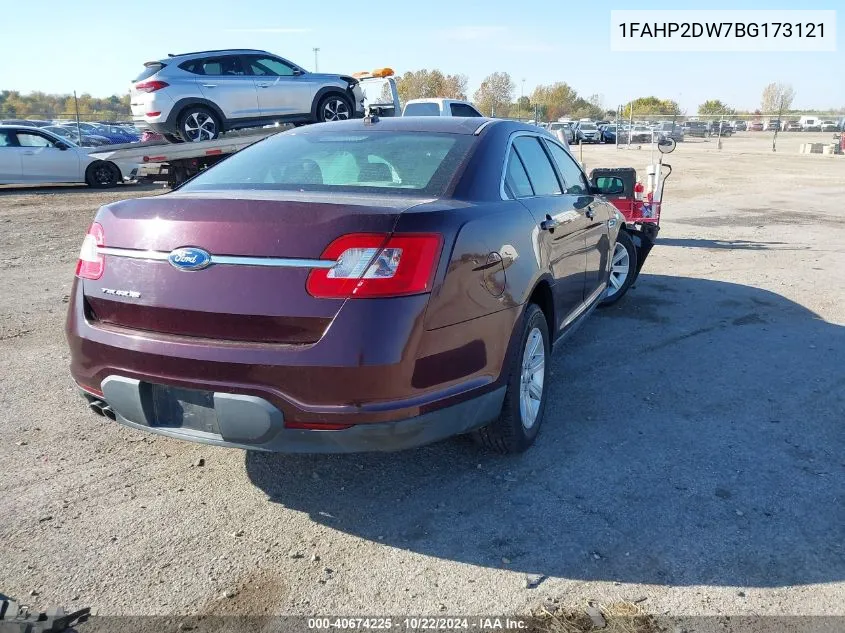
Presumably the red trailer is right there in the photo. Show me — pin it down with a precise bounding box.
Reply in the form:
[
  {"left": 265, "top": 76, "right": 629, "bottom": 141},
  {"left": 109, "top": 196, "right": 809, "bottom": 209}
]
[{"left": 590, "top": 140, "right": 674, "bottom": 302}]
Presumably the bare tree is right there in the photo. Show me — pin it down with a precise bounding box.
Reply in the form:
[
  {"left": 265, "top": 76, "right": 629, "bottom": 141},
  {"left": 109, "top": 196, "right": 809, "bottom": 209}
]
[{"left": 761, "top": 82, "right": 796, "bottom": 113}]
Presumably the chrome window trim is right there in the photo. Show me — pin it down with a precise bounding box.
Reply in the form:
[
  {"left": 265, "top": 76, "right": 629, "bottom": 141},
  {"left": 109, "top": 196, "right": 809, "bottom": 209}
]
[
  {"left": 540, "top": 136, "right": 591, "bottom": 194},
  {"left": 500, "top": 131, "right": 566, "bottom": 201},
  {"left": 98, "top": 247, "right": 336, "bottom": 269}
]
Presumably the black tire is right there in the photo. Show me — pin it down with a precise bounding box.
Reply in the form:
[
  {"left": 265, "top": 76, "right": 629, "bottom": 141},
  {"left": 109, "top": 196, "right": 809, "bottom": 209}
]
[
  {"left": 473, "top": 304, "right": 550, "bottom": 454},
  {"left": 600, "top": 229, "right": 638, "bottom": 306},
  {"left": 316, "top": 93, "right": 353, "bottom": 123},
  {"left": 177, "top": 106, "right": 221, "bottom": 142},
  {"left": 85, "top": 161, "right": 120, "bottom": 188},
  {"left": 163, "top": 133, "right": 183, "bottom": 144}
]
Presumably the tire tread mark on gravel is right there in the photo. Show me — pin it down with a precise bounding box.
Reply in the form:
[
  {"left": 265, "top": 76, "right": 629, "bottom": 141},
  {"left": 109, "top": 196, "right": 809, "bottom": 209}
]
[{"left": 639, "top": 325, "right": 718, "bottom": 354}]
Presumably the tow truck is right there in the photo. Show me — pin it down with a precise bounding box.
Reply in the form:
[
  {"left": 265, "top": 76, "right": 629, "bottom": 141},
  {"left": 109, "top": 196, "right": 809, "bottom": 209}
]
[{"left": 90, "top": 69, "right": 400, "bottom": 188}]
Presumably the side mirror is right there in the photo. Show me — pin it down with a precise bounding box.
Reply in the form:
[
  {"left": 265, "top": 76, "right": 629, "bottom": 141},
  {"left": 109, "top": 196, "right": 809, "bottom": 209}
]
[
  {"left": 658, "top": 137, "right": 676, "bottom": 154},
  {"left": 592, "top": 176, "right": 624, "bottom": 196},
  {"left": 55, "top": 141, "right": 70, "bottom": 150},
  {"left": 293, "top": 68, "right": 304, "bottom": 76}
]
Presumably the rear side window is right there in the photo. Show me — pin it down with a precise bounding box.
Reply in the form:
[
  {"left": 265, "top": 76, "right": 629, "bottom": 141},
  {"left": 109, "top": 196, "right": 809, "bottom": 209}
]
[
  {"left": 505, "top": 152, "right": 533, "bottom": 199},
  {"left": 179, "top": 131, "right": 473, "bottom": 196},
  {"left": 449, "top": 103, "right": 481, "bottom": 117},
  {"left": 187, "top": 56, "right": 246, "bottom": 76},
  {"left": 404, "top": 103, "right": 440, "bottom": 116},
  {"left": 544, "top": 140, "right": 588, "bottom": 195},
  {"left": 133, "top": 63, "right": 164, "bottom": 82},
  {"left": 0, "top": 131, "right": 14, "bottom": 147},
  {"left": 512, "top": 136, "right": 561, "bottom": 196}
]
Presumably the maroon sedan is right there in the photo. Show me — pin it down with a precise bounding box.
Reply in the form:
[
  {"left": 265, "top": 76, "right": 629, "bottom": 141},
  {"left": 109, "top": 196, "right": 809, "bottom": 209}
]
[{"left": 66, "top": 117, "right": 625, "bottom": 453}]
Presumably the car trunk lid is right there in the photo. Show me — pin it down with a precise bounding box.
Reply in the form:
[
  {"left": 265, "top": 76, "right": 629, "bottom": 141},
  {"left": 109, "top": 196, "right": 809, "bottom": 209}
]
[{"left": 83, "top": 191, "right": 429, "bottom": 344}]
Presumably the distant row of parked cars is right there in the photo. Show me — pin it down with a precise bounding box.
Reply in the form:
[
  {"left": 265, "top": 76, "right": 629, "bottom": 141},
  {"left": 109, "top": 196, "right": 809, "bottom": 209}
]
[
  {"left": 0, "top": 119, "right": 141, "bottom": 146},
  {"left": 534, "top": 115, "right": 843, "bottom": 147}
]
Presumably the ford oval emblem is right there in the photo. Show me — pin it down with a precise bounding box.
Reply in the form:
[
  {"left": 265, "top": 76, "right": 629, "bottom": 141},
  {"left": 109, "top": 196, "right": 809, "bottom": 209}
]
[{"left": 168, "top": 247, "right": 212, "bottom": 271}]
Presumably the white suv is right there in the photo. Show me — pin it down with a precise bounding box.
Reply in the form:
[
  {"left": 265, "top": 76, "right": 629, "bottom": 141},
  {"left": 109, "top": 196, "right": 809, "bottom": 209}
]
[{"left": 131, "top": 49, "right": 366, "bottom": 143}]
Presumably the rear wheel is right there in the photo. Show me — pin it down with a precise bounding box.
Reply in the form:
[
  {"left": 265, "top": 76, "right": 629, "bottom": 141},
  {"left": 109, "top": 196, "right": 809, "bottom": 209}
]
[
  {"left": 473, "top": 304, "right": 549, "bottom": 454},
  {"left": 178, "top": 107, "right": 221, "bottom": 142},
  {"left": 601, "top": 230, "right": 637, "bottom": 306},
  {"left": 317, "top": 94, "right": 352, "bottom": 122},
  {"left": 85, "top": 161, "right": 120, "bottom": 188}
]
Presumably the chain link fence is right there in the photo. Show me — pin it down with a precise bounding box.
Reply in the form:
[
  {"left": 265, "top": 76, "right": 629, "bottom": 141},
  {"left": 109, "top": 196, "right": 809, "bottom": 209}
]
[{"left": 0, "top": 109, "right": 140, "bottom": 146}]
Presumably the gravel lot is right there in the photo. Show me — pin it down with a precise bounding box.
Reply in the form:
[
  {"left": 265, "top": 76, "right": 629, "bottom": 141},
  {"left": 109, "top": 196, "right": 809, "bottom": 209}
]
[{"left": 1, "top": 132, "right": 843, "bottom": 621}]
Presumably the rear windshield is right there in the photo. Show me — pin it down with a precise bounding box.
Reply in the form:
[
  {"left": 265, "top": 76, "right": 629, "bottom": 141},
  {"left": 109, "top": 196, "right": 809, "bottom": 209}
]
[
  {"left": 403, "top": 103, "right": 441, "bottom": 116},
  {"left": 133, "top": 63, "right": 164, "bottom": 82},
  {"left": 179, "top": 130, "right": 474, "bottom": 196},
  {"left": 579, "top": 123, "right": 597, "bottom": 130}
]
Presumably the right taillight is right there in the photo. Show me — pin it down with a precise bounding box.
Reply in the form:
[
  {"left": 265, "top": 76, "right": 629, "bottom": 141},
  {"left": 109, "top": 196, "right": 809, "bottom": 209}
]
[
  {"left": 135, "top": 80, "right": 169, "bottom": 93},
  {"left": 307, "top": 233, "right": 442, "bottom": 299},
  {"left": 75, "top": 222, "right": 104, "bottom": 280}
]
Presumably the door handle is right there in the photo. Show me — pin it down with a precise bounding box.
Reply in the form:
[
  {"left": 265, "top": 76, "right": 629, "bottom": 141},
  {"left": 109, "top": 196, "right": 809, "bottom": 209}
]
[
  {"left": 22, "top": 151, "right": 35, "bottom": 155},
  {"left": 202, "top": 84, "right": 217, "bottom": 88},
  {"left": 585, "top": 206, "right": 596, "bottom": 220},
  {"left": 540, "top": 215, "right": 558, "bottom": 232},
  {"left": 257, "top": 83, "right": 271, "bottom": 88}
]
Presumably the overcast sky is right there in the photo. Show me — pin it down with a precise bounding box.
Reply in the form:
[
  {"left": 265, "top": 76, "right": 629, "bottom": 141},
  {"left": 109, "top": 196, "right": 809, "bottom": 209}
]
[{"left": 2, "top": 0, "right": 842, "bottom": 112}]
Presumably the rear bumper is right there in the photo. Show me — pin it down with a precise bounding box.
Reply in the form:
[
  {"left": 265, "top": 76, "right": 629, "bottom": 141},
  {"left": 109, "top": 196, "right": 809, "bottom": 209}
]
[
  {"left": 84, "top": 378, "right": 505, "bottom": 453},
  {"left": 66, "top": 279, "right": 520, "bottom": 452}
]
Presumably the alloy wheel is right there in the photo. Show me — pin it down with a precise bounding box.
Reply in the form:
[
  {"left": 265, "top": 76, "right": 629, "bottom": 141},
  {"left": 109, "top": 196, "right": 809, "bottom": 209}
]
[
  {"left": 519, "top": 328, "right": 545, "bottom": 429},
  {"left": 183, "top": 112, "right": 217, "bottom": 142},
  {"left": 93, "top": 164, "right": 114, "bottom": 186},
  {"left": 323, "top": 99, "right": 350, "bottom": 122},
  {"left": 607, "top": 241, "right": 630, "bottom": 297}
]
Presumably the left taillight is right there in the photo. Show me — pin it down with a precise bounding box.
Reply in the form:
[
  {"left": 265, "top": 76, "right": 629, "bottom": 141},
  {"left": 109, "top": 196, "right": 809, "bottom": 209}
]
[
  {"left": 134, "top": 80, "right": 169, "bottom": 93},
  {"left": 307, "top": 233, "right": 442, "bottom": 299},
  {"left": 75, "top": 222, "right": 104, "bottom": 280}
]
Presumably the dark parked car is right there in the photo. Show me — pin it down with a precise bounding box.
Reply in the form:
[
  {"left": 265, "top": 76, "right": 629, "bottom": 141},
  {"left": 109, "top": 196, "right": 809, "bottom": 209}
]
[
  {"left": 733, "top": 120, "right": 747, "bottom": 131},
  {"left": 599, "top": 124, "right": 619, "bottom": 143},
  {"left": 709, "top": 121, "right": 733, "bottom": 136},
  {"left": 66, "top": 117, "right": 626, "bottom": 454},
  {"left": 683, "top": 121, "right": 708, "bottom": 137}
]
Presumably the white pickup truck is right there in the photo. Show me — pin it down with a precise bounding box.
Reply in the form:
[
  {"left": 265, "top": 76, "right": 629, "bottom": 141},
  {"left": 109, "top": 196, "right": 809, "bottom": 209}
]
[{"left": 402, "top": 99, "right": 483, "bottom": 117}]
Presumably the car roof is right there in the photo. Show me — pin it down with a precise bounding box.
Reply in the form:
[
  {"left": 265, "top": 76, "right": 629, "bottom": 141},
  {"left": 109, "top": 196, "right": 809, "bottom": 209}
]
[
  {"left": 162, "top": 48, "right": 272, "bottom": 61},
  {"left": 296, "top": 116, "right": 507, "bottom": 135}
]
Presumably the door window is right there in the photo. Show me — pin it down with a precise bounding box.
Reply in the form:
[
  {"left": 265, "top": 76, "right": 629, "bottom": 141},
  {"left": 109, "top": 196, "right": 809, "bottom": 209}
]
[
  {"left": 544, "top": 140, "right": 589, "bottom": 194},
  {"left": 195, "top": 56, "right": 246, "bottom": 76},
  {"left": 0, "top": 131, "right": 14, "bottom": 147},
  {"left": 512, "top": 136, "right": 561, "bottom": 196},
  {"left": 246, "top": 56, "right": 296, "bottom": 77},
  {"left": 16, "top": 132, "right": 54, "bottom": 148}
]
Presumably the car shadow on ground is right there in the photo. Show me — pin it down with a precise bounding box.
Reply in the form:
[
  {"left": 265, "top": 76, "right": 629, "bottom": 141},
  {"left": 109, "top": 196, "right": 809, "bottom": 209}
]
[
  {"left": 246, "top": 274, "right": 845, "bottom": 588},
  {"left": 0, "top": 183, "right": 161, "bottom": 196},
  {"left": 658, "top": 238, "right": 804, "bottom": 251}
]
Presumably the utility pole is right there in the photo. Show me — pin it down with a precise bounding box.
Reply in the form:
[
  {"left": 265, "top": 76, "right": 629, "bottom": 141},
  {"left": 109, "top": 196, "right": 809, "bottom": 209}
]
[
  {"left": 312, "top": 47, "right": 320, "bottom": 72},
  {"left": 772, "top": 96, "right": 784, "bottom": 152},
  {"left": 74, "top": 91, "right": 82, "bottom": 143}
]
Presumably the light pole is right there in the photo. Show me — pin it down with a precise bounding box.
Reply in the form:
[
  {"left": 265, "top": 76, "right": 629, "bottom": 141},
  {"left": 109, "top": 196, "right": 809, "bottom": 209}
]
[{"left": 313, "top": 47, "right": 320, "bottom": 72}]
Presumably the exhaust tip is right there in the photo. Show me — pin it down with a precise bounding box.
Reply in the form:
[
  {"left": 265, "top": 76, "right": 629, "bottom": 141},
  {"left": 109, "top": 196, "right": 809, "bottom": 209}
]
[
  {"left": 100, "top": 405, "right": 117, "bottom": 421},
  {"left": 88, "top": 400, "right": 105, "bottom": 416}
]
